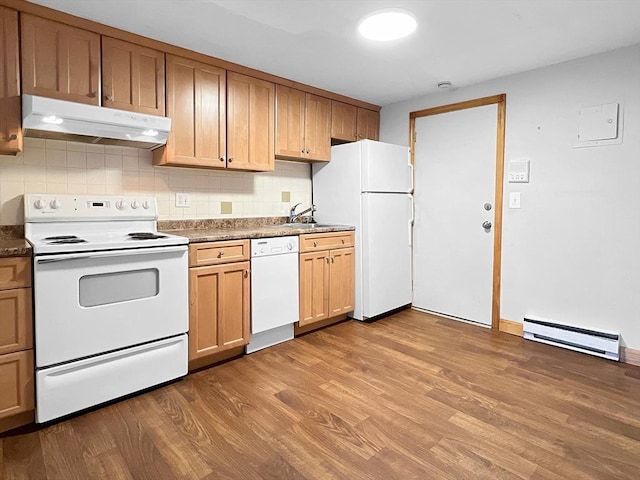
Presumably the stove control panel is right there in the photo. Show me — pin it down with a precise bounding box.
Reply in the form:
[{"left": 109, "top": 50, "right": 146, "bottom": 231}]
[{"left": 25, "top": 194, "right": 159, "bottom": 222}]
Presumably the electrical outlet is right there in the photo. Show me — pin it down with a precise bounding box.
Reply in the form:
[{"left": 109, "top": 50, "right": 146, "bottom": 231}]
[
  {"left": 175, "top": 193, "right": 191, "bottom": 208},
  {"left": 509, "top": 192, "right": 521, "bottom": 209}
]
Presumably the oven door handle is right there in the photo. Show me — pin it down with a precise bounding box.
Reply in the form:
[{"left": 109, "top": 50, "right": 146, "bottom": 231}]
[{"left": 35, "top": 245, "right": 187, "bottom": 264}]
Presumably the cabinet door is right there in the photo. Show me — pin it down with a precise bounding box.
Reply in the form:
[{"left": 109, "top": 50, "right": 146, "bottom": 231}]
[
  {"left": 227, "top": 72, "right": 274, "bottom": 172},
  {"left": 331, "top": 101, "right": 357, "bottom": 142},
  {"left": 0, "top": 350, "right": 34, "bottom": 420},
  {"left": 155, "top": 55, "right": 226, "bottom": 168},
  {"left": 299, "top": 251, "right": 330, "bottom": 326},
  {"left": 357, "top": 108, "right": 380, "bottom": 141},
  {"left": 328, "top": 247, "right": 355, "bottom": 316},
  {"left": 305, "top": 93, "right": 332, "bottom": 161},
  {"left": 275, "top": 85, "right": 306, "bottom": 159},
  {"left": 189, "top": 261, "right": 250, "bottom": 360},
  {"left": 0, "top": 288, "right": 33, "bottom": 355},
  {"left": 0, "top": 7, "right": 21, "bottom": 155},
  {"left": 102, "top": 37, "right": 165, "bottom": 115},
  {"left": 21, "top": 14, "right": 100, "bottom": 105}
]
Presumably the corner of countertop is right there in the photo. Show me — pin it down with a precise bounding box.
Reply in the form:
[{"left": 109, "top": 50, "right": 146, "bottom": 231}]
[{"left": 0, "top": 225, "right": 32, "bottom": 257}]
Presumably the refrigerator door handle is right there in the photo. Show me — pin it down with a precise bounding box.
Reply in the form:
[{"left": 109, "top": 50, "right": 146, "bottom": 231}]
[
  {"left": 408, "top": 161, "right": 414, "bottom": 192},
  {"left": 408, "top": 194, "right": 414, "bottom": 247}
]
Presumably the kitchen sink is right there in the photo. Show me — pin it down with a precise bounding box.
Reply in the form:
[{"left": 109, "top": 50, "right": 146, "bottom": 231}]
[{"left": 276, "top": 223, "right": 335, "bottom": 229}]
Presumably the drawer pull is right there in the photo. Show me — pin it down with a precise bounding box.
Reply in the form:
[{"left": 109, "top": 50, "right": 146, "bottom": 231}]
[
  {"left": 341, "top": 239, "right": 345, "bottom": 244},
  {"left": 313, "top": 241, "right": 317, "bottom": 247},
  {"left": 217, "top": 250, "right": 224, "bottom": 258}
]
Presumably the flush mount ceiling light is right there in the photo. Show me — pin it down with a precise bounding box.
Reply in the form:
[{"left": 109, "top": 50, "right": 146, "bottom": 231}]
[{"left": 358, "top": 9, "right": 417, "bottom": 41}]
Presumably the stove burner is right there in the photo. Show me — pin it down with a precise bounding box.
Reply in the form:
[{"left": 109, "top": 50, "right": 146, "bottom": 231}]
[
  {"left": 127, "top": 232, "right": 167, "bottom": 240},
  {"left": 44, "top": 235, "right": 79, "bottom": 241},
  {"left": 48, "top": 238, "right": 88, "bottom": 244}
]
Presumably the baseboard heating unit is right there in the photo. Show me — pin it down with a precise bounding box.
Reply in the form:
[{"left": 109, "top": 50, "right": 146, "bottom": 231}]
[{"left": 523, "top": 315, "right": 620, "bottom": 361}]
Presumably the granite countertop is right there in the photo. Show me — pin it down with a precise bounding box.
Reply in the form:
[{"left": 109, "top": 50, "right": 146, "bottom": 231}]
[
  {"left": 158, "top": 218, "right": 354, "bottom": 243},
  {"left": 0, "top": 226, "right": 32, "bottom": 257}
]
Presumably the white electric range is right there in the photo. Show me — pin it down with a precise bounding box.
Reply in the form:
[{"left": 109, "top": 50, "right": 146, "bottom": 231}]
[{"left": 25, "top": 194, "right": 189, "bottom": 423}]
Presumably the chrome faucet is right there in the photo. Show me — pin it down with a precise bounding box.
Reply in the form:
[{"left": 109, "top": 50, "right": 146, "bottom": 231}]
[{"left": 288, "top": 203, "right": 317, "bottom": 223}]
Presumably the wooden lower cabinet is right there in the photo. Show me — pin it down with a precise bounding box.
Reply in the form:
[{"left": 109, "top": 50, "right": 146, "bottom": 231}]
[
  {"left": 298, "top": 235, "right": 355, "bottom": 328},
  {"left": 0, "top": 257, "right": 34, "bottom": 433},
  {"left": 188, "top": 259, "right": 250, "bottom": 367},
  {"left": 0, "top": 350, "right": 34, "bottom": 420}
]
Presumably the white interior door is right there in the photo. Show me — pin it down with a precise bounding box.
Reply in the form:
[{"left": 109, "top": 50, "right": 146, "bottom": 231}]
[{"left": 413, "top": 104, "right": 497, "bottom": 326}]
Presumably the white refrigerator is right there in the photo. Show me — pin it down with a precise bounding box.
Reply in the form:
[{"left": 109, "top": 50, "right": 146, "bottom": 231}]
[{"left": 312, "top": 140, "right": 413, "bottom": 321}]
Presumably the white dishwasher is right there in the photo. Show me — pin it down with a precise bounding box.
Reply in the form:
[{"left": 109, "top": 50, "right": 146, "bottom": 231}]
[{"left": 246, "top": 236, "right": 299, "bottom": 353}]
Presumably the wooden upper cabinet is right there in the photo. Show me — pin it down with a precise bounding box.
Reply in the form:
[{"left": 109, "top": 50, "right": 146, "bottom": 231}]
[
  {"left": 275, "top": 86, "right": 331, "bottom": 162},
  {"left": 154, "top": 54, "right": 226, "bottom": 168},
  {"left": 0, "top": 6, "right": 21, "bottom": 155},
  {"left": 331, "top": 101, "right": 357, "bottom": 142},
  {"left": 226, "top": 72, "right": 275, "bottom": 172},
  {"left": 357, "top": 108, "right": 380, "bottom": 141},
  {"left": 275, "top": 85, "right": 306, "bottom": 159},
  {"left": 102, "top": 37, "right": 165, "bottom": 116},
  {"left": 21, "top": 14, "right": 100, "bottom": 105},
  {"left": 305, "top": 93, "right": 332, "bottom": 161}
]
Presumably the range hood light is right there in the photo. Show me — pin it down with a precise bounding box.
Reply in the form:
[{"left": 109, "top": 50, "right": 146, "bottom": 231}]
[
  {"left": 42, "top": 115, "right": 63, "bottom": 124},
  {"left": 143, "top": 129, "right": 159, "bottom": 137}
]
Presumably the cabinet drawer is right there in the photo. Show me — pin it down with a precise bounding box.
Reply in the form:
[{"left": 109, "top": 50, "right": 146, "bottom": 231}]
[
  {"left": 0, "top": 257, "right": 31, "bottom": 290},
  {"left": 189, "top": 240, "right": 249, "bottom": 267},
  {"left": 300, "top": 232, "right": 354, "bottom": 252},
  {"left": 0, "top": 288, "right": 33, "bottom": 355},
  {"left": 0, "top": 349, "right": 34, "bottom": 420}
]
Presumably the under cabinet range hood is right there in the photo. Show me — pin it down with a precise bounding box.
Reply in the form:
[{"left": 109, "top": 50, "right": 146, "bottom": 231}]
[{"left": 22, "top": 95, "right": 171, "bottom": 149}]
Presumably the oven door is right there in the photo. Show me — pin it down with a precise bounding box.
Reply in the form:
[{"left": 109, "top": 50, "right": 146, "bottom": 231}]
[{"left": 34, "top": 245, "right": 188, "bottom": 368}]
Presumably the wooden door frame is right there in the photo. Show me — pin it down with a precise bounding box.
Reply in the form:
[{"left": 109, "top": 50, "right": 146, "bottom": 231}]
[{"left": 409, "top": 94, "right": 506, "bottom": 330}]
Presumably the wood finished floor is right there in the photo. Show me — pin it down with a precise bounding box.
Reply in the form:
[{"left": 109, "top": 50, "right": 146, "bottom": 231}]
[{"left": 1, "top": 309, "right": 639, "bottom": 479}]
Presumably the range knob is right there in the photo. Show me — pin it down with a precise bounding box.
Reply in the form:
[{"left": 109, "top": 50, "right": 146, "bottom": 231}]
[
  {"left": 131, "top": 200, "right": 139, "bottom": 209},
  {"left": 49, "top": 199, "right": 61, "bottom": 209},
  {"left": 141, "top": 200, "right": 150, "bottom": 209},
  {"left": 115, "top": 200, "right": 128, "bottom": 210},
  {"left": 34, "top": 199, "right": 47, "bottom": 209}
]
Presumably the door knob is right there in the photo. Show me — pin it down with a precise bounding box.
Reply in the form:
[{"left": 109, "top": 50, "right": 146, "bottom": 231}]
[{"left": 482, "top": 221, "right": 492, "bottom": 230}]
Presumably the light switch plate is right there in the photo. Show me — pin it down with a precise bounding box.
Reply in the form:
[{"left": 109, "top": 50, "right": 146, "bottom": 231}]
[
  {"left": 509, "top": 192, "right": 521, "bottom": 209},
  {"left": 175, "top": 192, "right": 191, "bottom": 208}
]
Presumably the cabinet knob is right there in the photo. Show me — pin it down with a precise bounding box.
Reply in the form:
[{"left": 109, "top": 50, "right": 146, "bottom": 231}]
[
  {"left": 244, "top": 269, "right": 249, "bottom": 278},
  {"left": 217, "top": 250, "right": 224, "bottom": 258},
  {"left": 87, "top": 92, "right": 97, "bottom": 98},
  {"left": 301, "top": 149, "right": 305, "bottom": 154},
  {"left": 105, "top": 94, "right": 114, "bottom": 101},
  {"left": 228, "top": 157, "right": 234, "bottom": 163},
  {"left": 326, "top": 257, "right": 330, "bottom": 264},
  {"left": 1, "top": 134, "right": 18, "bottom": 141},
  {"left": 306, "top": 149, "right": 310, "bottom": 154},
  {"left": 219, "top": 156, "right": 225, "bottom": 162}
]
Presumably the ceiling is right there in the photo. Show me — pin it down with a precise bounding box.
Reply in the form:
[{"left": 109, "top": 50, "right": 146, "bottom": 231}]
[{"left": 28, "top": 0, "right": 640, "bottom": 106}]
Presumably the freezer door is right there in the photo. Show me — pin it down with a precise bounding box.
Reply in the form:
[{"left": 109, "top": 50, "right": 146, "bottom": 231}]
[
  {"left": 360, "top": 193, "right": 413, "bottom": 319},
  {"left": 361, "top": 140, "right": 412, "bottom": 193}
]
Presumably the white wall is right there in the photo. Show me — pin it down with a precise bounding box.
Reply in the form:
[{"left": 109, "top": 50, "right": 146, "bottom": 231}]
[
  {"left": 0, "top": 139, "right": 312, "bottom": 225},
  {"left": 381, "top": 44, "right": 640, "bottom": 351}
]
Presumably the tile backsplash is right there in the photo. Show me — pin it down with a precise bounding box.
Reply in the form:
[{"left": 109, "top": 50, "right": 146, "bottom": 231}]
[{"left": 0, "top": 138, "right": 312, "bottom": 225}]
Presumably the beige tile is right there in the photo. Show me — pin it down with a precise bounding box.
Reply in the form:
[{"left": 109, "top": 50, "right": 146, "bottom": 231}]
[
  {"left": 122, "top": 171, "right": 138, "bottom": 186},
  {"left": 104, "top": 145, "right": 123, "bottom": 155},
  {"left": 24, "top": 182, "right": 47, "bottom": 194},
  {"left": 24, "top": 165, "right": 47, "bottom": 183},
  {"left": 46, "top": 167, "right": 67, "bottom": 184},
  {"left": 105, "top": 170, "right": 122, "bottom": 186},
  {"left": 122, "top": 156, "right": 139, "bottom": 171},
  {"left": 46, "top": 183, "right": 67, "bottom": 194},
  {"left": 66, "top": 142, "right": 87, "bottom": 152},
  {"left": 138, "top": 172, "right": 155, "bottom": 188},
  {"left": 0, "top": 163, "right": 24, "bottom": 182},
  {"left": 46, "top": 149, "right": 67, "bottom": 168},
  {"left": 154, "top": 171, "right": 170, "bottom": 189},
  {"left": 87, "top": 184, "right": 106, "bottom": 194},
  {"left": 86, "top": 169, "right": 106, "bottom": 185},
  {"left": 45, "top": 139, "right": 67, "bottom": 151},
  {"left": 105, "top": 154, "right": 123, "bottom": 169},
  {"left": 87, "top": 152, "right": 105, "bottom": 169},
  {"left": 86, "top": 144, "right": 105, "bottom": 154},
  {"left": 23, "top": 137, "right": 46, "bottom": 149},
  {"left": 23, "top": 147, "right": 46, "bottom": 165},
  {"left": 67, "top": 168, "right": 87, "bottom": 184},
  {"left": 67, "top": 150, "right": 87, "bottom": 168},
  {"left": 138, "top": 156, "right": 155, "bottom": 172},
  {"left": 121, "top": 146, "right": 140, "bottom": 157},
  {"left": 67, "top": 184, "right": 88, "bottom": 194}
]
